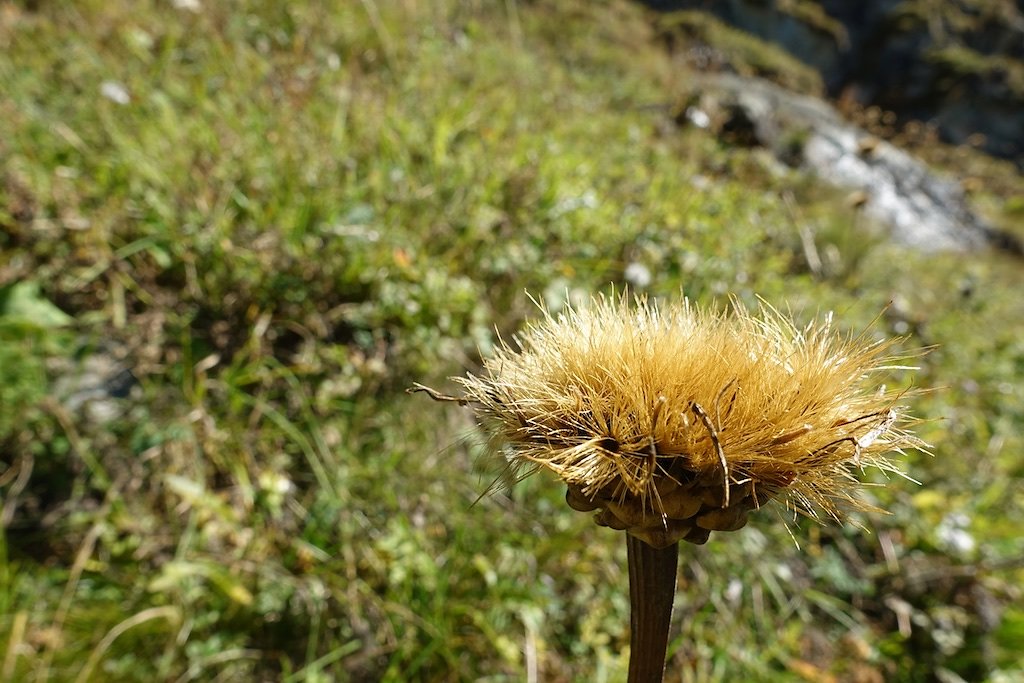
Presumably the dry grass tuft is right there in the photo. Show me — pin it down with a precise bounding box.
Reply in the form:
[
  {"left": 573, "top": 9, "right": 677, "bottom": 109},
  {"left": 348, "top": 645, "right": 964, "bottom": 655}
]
[{"left": 424, "top": 294, "right": 926, "bottom": 548}]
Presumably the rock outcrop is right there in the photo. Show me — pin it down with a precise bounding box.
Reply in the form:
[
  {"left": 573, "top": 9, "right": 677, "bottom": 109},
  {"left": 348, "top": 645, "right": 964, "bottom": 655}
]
[
  {"left": 685, "top": 73, "right": 1007, "bottom": 251},
  {"left": 647, "top": 0, "right": 1024, "bottom": 165}
]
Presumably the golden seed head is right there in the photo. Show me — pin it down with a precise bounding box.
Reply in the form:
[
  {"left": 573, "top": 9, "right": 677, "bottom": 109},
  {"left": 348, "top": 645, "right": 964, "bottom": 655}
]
[{"left": 449, "top": 294, "right": 924, "bottom": 547}]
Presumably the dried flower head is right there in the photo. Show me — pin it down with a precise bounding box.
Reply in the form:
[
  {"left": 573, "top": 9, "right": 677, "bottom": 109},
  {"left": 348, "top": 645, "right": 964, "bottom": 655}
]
[{"left": 417, "top": 294, "right": 923, "bottom": 549}]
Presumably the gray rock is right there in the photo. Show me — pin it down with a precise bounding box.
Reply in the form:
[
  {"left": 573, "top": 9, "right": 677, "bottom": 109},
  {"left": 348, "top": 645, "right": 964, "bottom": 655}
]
[
  {"left": 53, "top": 350, "right": 138, "bottom": 424},
  {"left": 648, "top": 1, "right": 1024, "bottom": 164},
  {"left": 690, "top": 73, "right": 1004, "bottom": 252}
]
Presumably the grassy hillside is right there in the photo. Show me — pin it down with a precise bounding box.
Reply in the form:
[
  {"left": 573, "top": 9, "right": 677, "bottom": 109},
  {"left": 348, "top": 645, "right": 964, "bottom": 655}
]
[{"left": 1, "top": 1, "right": 1022, "bottom": 681}]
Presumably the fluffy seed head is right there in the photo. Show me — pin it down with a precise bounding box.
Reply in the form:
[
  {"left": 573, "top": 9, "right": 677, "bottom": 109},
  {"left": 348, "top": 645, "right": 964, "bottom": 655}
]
[{"left": 445, "top": 294, "right": 924, "bottom": 548}]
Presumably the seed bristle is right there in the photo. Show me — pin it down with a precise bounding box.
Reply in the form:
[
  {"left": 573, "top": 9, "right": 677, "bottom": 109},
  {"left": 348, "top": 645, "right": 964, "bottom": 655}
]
[{"left": 429, "top": 293, "right": 925, "bottom": 545}]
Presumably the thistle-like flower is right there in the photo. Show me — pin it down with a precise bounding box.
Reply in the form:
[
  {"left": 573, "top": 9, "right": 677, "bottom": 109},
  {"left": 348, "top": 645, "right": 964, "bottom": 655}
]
[{"left": 418, "top": 294, "right": 923, "bottom": 549}]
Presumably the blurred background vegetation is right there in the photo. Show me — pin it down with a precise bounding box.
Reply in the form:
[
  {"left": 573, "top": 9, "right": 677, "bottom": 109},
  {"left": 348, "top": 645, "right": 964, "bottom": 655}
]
[{"left": 1, "top": 0, "right": 1022, "bottom": 681}]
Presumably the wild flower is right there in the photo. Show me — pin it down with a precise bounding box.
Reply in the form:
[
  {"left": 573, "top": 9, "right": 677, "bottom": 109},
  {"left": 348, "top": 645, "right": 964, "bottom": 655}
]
[
  {"left": 417, "top": 293, "right": 923, "bottom": 548},
  {"left": 414, "top": 292, "right": 925, "bottom": 682}
]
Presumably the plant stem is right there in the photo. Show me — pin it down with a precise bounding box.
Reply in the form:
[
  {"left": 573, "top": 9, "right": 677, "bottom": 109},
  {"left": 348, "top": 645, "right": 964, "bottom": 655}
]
[{"left": 626, "top": 535, "right": 679, "bottom": 683}]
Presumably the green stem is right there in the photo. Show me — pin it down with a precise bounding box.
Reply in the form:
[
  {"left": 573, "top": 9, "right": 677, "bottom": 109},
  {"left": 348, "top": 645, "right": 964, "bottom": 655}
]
[{"left": 626, "top": 535, "right": 679, "bottom": 683}]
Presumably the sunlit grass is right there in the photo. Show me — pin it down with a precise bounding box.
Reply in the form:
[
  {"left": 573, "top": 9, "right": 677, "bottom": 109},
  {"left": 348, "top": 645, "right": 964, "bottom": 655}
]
[{"left": 1, "top": 0, "right": 1022, "bottom": 681}]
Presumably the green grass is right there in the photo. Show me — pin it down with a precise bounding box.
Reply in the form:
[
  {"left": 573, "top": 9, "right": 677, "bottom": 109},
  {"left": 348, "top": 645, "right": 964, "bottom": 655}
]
[
  {"left": 656, "top": 10, "right": 825, "bottom": 94},
  {"left": 1, "top": 0, "right": 1023, "bottom": 681}
]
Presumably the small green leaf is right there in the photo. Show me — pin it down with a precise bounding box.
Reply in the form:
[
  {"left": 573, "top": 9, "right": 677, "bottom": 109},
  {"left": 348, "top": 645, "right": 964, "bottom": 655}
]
[{"left": 0, "top": 281, "right": 73, "bottom": 328}]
